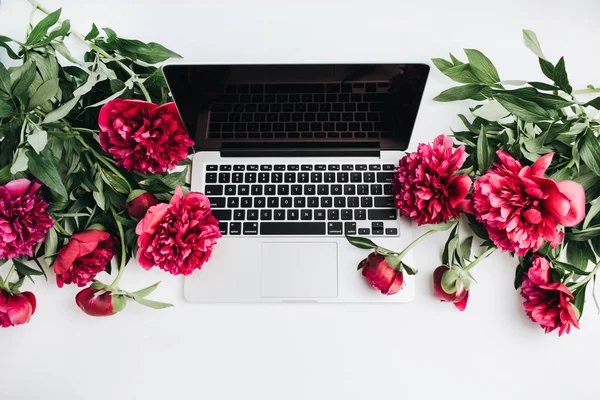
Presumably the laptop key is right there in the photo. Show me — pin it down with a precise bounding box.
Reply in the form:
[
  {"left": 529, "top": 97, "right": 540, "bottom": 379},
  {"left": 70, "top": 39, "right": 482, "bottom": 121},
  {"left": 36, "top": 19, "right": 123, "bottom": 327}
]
[
  {"left": 260, "top": 222, "right": 326, "bottom": 235},
  {"left": 386, "top": 228, "right": 398, "bottom": 235},
  {"left": 308, "top": 197, "right": 319, "bottom": 208},
  {"left": 375, "top": 197, "right": 394, "bottom": 208},
  {"left": 348, "top": 197, "right": 359, "bottom": 208},
  {"left": 243, "top": 222, "right": 259, "bottom": 235},
  {"left": 204, "top": 185, "right": 223, "bottom": 195},
  {"left": 219, "top": 222, "right": 228, "bottom": 235},
  {"left": 227, "top": 197, "right": 239, "bottom": 208},
  {"left": 368, "top": 209, "right": 397, "bottom": 220},
  {"left": 225, "top": 185, "right": 236, "bottom": 196},
  {"left": 251, "top": 185, "right": 262, "bottom": 195},
  {"left": 327, "top": 222, "right": 343, "bottom": 235},
  {"left": 229, "top": 222, "right": 241, "bottom": 235},
  {"left": 274, "top": 210, "right": 285, "bottom": 220},
  {"left": 358, "top": 228, "right": 370, "bottom": 235},
  {"left": 267, "top": 197, "right": 279, "bottom": 208},
  {"left": 331, "top": 185, "right": 342, "bottom": 195},
  {"left": 317, "top": 185, "right": 329, "bottom": 195},
  {"left": 254, "top": 197, "right": 266, "bottom": 208},
  {"left": 377, "top": 172, "right": 394, "bottom": 183},
  {"left": 301, "top": 209, "right": 312, "bottom": 220},
  {"left": 234, "top": 210, "right": 245, "bottom": 220},
  {"left": 247, "top": 210, "right": 259, "bottom": 220},
  {"left": 364, "top": 172, "right": 375, "bottom": 183},
  {"left": 206, "top": 173, "right": 217, "bottom": 183},
  {"left": 287, "top": 210, "right": 299, "bottom": 220},
  {"left": 344, "top": 185, "right": 356, "bottom": 195},
  {"left": 315, "top": 209, "right": 326, "bottom": 220},
  {"left": 232, "top": 173, "right": 243, "bottom": 183},
  {"left": 345, "top": 222, "right": 357, "bottom": 234},
  {"left": 327, "top": 210, "right": 340, "bottom": 220},
  {"left": 341, "top": 209, "right": 353, "bottom": 220},
  {"left": 361, "top": 197, "right": 373, "bottom": 208},
  {"left": 321, "top": 197, "right": 332, "bottom": 208},
  {"left": 351, "top": 173, "right": 362, "bottom": 183},
  {"left": 212, "top": 210, "right": 232, "bottom": 221},
  {"left": 370, "top": 184, "right": 382, "bottom": 195},
  {"left": 334, "top": 197, "right": 346, "bottom": 207},
  {"left": 304, "top": 185, "right": 316, "bottom": 195},
  {"left": 261, "top": 210, "right": 273, "bottom": 220},
  {"left": 354, "top": 209, "right": 366, "bottom": 220},
  {"left": 241, "top": 197, "right": 252, "bottom": 208},
  {"left": 206, "top": 165, "right": 218, "bottom": 171},
  {"left": 281, "top": 197, "right": 293, "bottom": 208},
  {"left": 208, "top": 197, "right": 226, "bottom": 208},
  {"left": 278, "top": 185, "right": 290, "bottom": 195},
  {"left": 265, "top": 185, "right": 276, "bottom": 195},
  {"left": 238, "top": 185, "right": 250, "bottom": 195}
]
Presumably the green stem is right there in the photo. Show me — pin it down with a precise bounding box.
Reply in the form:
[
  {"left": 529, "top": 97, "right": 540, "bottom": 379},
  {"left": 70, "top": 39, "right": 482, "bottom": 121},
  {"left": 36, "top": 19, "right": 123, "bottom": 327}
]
[
  {"left": 566, "top": 158, "right": 576, "bottom": 169},
  {"left": 75, "top": 135, "right": 133, "bottom": 192},
  {"left": 54, "top": 220, "right": 70, "bottom": 236},
  {"left": 109, "top": 207, "right": 128, "bottom": 287},
  {"left": 573, "top": 88, "right": 600, "bottom": 95},
  {"left": 395, "top": 229, "right": 438, "bottom": 259},
  {"left": 28, "top": 0, "right": 152, "bottom": 102},
  {"left": 570, "top": 260, "right": 600, "bottom": 291},
  {"left": 463, "top": 247, "right": 497, "bottom": 273},
  {"left": 3, "top": 265, "right": 16, "bottom": 290}
]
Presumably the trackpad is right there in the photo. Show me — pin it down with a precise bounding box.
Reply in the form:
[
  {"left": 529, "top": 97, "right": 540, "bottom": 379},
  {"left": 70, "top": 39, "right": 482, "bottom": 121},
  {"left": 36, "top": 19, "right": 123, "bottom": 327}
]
[{"left": 261, "top": 242, "right": 338, "bottom": 298}]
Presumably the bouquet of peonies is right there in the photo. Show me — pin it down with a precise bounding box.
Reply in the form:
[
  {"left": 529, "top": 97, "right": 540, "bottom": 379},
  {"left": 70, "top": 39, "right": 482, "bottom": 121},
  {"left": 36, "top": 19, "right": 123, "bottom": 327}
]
[
  {"left": 0, "top": 3, "right": 220, "bottom": 327},
  {"left": 347, "top": 30, "right": 600, "bottom": 336}
]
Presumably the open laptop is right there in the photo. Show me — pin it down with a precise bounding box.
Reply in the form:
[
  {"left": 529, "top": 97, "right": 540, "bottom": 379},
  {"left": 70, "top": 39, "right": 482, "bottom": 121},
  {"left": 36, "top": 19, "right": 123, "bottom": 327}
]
[{"left": 163, "top": 64, "right": 429, "bottom": 302}]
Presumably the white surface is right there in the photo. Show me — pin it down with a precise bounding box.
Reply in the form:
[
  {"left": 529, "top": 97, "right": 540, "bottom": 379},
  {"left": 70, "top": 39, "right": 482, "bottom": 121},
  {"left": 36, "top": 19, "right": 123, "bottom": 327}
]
[
  {"left": 184, "top": 152, "right": 414, "bottom": 303},
  {"left": 1, "top": 0, "right": 600, "bottom": 399}
]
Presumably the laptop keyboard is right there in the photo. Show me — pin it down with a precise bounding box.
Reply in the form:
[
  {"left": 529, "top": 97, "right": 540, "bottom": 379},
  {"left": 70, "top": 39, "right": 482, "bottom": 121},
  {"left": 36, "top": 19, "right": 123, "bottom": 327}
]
[
  {"left": 207, "top": 82, "right": 392, "bottom": 140},
  {"left": 204, "top": 163, "right": 398, "bottom": 237}
]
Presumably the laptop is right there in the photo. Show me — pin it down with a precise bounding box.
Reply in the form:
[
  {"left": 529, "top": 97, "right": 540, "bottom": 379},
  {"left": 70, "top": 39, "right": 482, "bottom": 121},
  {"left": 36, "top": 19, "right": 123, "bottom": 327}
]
[{"left": 163, "top": 64, "right": 429, "bottom": 303}]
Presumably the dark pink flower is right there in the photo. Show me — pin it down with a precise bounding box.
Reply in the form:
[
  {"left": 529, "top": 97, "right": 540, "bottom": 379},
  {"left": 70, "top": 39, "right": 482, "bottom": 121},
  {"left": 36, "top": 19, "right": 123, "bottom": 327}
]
[
  {"left": 76, "top": 287, "right": 126, "bottom": 317},
  {"left": 53, "top": 230, "right": 118, "bottom": 288},
  {"left": 360, "top": 252, "right": 404, "bottom": 295},
  {"left": 98, "top": 99, "right": 193, "bottom": 174},
  {"left": 0, "top": 290, "right": 36, "bottom": 328},
  {"left": 521, "top": 255, "right": 579, "bottom": 336},
  {"left": 473, "top": 152, "right": 585, "bottom": 256},
  {"left": 0, "top": 179, "right": 53, "bottom": 260},
  {"left": 392, "top": 135, "right": 472, "bottom": 225},
  {"left": 432, "top": 265, "right": 469, "bottom": 311},
  {"left": 126, "top": 191, "right": 159, "bottom": 219},
  {"left": 136, "top": 186, "right": 221, "bottom": 276}
]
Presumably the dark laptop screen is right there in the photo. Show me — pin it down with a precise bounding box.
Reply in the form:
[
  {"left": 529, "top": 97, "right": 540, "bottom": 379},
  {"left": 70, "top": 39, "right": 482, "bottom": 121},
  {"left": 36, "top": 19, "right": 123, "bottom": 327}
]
[{"left": 163, "top": 64, "right": 429, "bottom": 151}]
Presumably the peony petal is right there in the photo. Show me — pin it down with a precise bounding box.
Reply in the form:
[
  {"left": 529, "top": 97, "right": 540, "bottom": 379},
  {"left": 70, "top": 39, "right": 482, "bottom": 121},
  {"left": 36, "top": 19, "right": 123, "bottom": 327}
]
[
  {"left": 21, "top": 292, "right": 36, "bottom": 315},
  {"left": 170, "top": 186, "right": 184, "bottom": 206},
  {"left": 4, "top": 179, "right": 33, "bottom": 198},
  {"left": 531, "top": 152, "right": 554, "bottom": 176},
  {"left": 53, "top": 240, "right": 80, "bottom": 274},
  {"left": 522, "top": 208, "right": 542, "bottom": 224},
  {"left": 72, "top": 230, "right": 111, "bottom": 243},
  {"left": 454, "top": 291, "right": 469, "bottom": 311},
  {"left": 534, "top": 177, "right": 571, "bottom": 218},
  {"left": 448, "top": 175, "right": 472, "bottom": 207},
  {"left": 98, "top": 99, "right": 119, "bottom": 132},
  {"left": 6, "top": 294, "right": 33, "bottom": 325},
  {"left": 554, "top": 180, "right": 586, "bottom": 227},
  {"left": 496, "top": 150, "right": 522, "bottom": 172}
]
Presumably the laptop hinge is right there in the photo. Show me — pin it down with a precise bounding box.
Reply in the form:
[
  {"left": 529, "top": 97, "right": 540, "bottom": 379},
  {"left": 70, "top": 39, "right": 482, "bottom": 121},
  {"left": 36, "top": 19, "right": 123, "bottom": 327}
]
[{"left": 220, "top": 142, "right": 380, "bottom": 158}]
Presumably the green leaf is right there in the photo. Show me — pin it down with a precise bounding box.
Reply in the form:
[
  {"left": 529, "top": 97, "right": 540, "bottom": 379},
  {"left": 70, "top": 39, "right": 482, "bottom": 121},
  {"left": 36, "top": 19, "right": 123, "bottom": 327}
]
[
  {"left": 572, "top": 285, "right": 587, "bottom": 319},
  {"left": 578, "top": 132, "right": 600, "bottom": 177},
  {"left": 28, "top": 150, "right": 68, "bottom": 199},
  {"left": 0, "top": 36, "right": 20, "bottom": 60},
  {"left": 384, "top": 254, "right": 403, "bottom": 272},
  {"left": 345, "top": 234, "right": 378, "bottom": 249},
  {"left": 28, "top": 78, "right": 59, "bottom": 110},
  {"left": 85, "top": 23, "right": 100, "bottom": 40},
  {"left": 553, "top": 57, "right": 572, "bottom": 94},
  {"left": 28, "top": 52, "right": 59, "bottom": 81},
  {"left": 100, "top": 169, "right": 130, "bottom": 194},
  {"left": 567, "top": 226, "right": 600, "bottom": 241},
  {"left": 133, "top": 42, "right": 182, "bottom": 64},
  {"left": 584, "top": 97, "right": 600, "bottom": 110},
  {"left": 13, "top": 259, "right": 45, "bottom": 276},
  {"left": 514, "top": 261, "right": 527, "bottom": 290},
  {"left": 420, "top": 220, "right": 458, "bottom": 231},
  {"left": 494, "top": 93, "right": 549, "bottom": 122},
  {"left": 162, "top": 168, "right": 188, "bottom": 189},
  {"left": 472, "top": 100, "right": 509, "bottom": 121},
  {"left": 26, "top": 8, "right": 62, "bottom": 45},
  {"left": 431, "top": 58, "right": 453, "bottom": 72},
  {"left": 496, "top": 87, "right": 572, "bottom": 110},
  {"left": 441, "top": 223, "right": 459, "bottom": 266},
  {"left": 132, "top": 296, "right": 173, "bottom": 309},
  {"left": 433, "top": 84, "right": 487, "bottom": 102},
  {"left": 42, "top": 95, "right": 80, "bottom": 123},
  {"left": 0, "top": 99, "right": 15, "bottom": 118},
  {"left": 0, "top": 62, "right": 13, "bottom": 94},
  {"left": 464, "top": 49, "right": 500, "bottom": 84},
  {"left": 93, "top": 190, "right": 106, "bottom": 210},
  {"left": 552, "top": 260, "right": 590, "bottom": 276},
  {"left": 11, "top": 62, "right": 37, "bottom": 99},
  {"left": 566, "top": 240, "right": 596, "bottom": 269},
  {"left": 459, "top": 236, "right": 474, "bottom": 262},
  {"left": 27, "top": 128, "right": 48, "bottom": 153},
  {"left": 477, "top": 127, "right": 491, "bottom": 173},
  {"left": 522, "top": 29, "right": 546, "bottom": 60},
  {"left": 437, "top": 64, "right": 480, "bottom": 84},
  {"left": 584, "top": 201, "right": 600, "bottom": 230},
  {"left": 467, "top": 214, "right": 490, "bottom": 242},
  {"left": 131, "top": 281, "right": 161, "bottom": 298},
  {"left": 44, "top": 227, "right": 58, "bottom": 264},
  {"left": 34, "top": 20, "right": 71, "bottom": 47},
  {"left": 10, "top": 149, "right": 29, "bottom": 174},
  {"left": 539, "top": 58, "right": 555, "bottom": 81},
  {"left": 529, "top": 81, "right": 559, "bottom": 91}
]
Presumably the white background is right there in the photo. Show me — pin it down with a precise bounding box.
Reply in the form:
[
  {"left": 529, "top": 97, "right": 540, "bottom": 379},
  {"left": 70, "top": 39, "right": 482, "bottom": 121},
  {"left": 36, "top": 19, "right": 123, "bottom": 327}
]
[{"left": 2, "top": 0, "right": 600, "bottom": 399}]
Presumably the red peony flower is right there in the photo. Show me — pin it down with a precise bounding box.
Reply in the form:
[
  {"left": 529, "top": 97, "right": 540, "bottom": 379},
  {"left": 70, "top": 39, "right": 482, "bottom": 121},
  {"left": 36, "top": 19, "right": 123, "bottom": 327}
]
[
  {"left": 0, "top": 179, "right": 53, "bottom": 260},
  {"left": 126, "top": 191, "right": 159, "bottom": 219},
  {"left": 432, "top": 265, "right": 469, "bottom": 311},
  {"left": 76, "top": 287, "right": 126, "bottom": 317},
  {"left": 0, "top": 290, "right": 36, "bottom": 328},
  {"left": 136, "top": 186, "right": 221, "bottom": 276},
  {"left": 53, "top": 230, "right": 118, "bottom": 288},
  {"left": 98, "top": 99, "right": 193, "bottom": 174},
  {"left": 473, "top": 152, "right": 585, "bottom": 256},
  {"left": 360, "top": 252, "right": 404, "bottom": 295},
  {"left": 521, "top": 254, "right": 579, "bottom": 336},
  {"left": 392, "top": 134, "right": 472, "bottom": 225}
]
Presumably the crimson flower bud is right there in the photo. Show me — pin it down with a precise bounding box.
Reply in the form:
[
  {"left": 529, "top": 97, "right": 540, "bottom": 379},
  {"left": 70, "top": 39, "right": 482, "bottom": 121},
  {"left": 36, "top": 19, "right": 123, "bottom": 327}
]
[
  {"left": 360, "top": 252, "right": 404, "bottom": 295},
  {"left": 75, "top": 287, "right": 126, "bottom": 317},
  {"left": 0, "top": 290, "right": 36, "bottom": 328},
  {"left": 433, "top": 265, "right": 469, "bottom": 311},
  {"left": 126, "top": 191, "right": 158, "bottom": 219}
]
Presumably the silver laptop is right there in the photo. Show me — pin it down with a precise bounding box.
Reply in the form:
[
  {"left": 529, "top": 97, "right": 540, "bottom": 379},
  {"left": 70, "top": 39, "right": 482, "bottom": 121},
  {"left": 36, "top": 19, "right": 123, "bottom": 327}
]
[{"left": 163, "top": 64, "right": 429, "bottom": 302}]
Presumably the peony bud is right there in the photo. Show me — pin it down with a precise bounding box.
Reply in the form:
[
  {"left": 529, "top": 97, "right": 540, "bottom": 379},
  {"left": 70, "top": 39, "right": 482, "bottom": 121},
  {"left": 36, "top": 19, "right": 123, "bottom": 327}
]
[
  {"left": 126, "top": 190, "right": 158, "bottom": 219},
  {"left": 75, "top": 287, "right": 126, "bottom": 317},
  {"left": 360, "top": 252, "right": 404, "bottom": 295},
  {"left": 0, "top": 290, "right": 36, "bottom": 328},
  {"left": 433, "top": 265, "right": 469, "bottom": 311}
]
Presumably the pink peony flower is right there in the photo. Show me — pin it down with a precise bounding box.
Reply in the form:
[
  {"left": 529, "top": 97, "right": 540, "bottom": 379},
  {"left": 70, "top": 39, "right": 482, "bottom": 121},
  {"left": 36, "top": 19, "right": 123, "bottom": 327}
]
[
  {"left": 473, "top": 152, "right": 585, "bottom": 256},
  {"left": 53, "top": 230, "right": 118, "bottom": 288},
  {"left": 136, "top": 186, "right": 221, "bottom": 276},
  {"left": 0, "top": 179, "right": 53, "bottom": 260},
  {"left": 360, "top": 252, "right": 404, "bottom": 295},
  {"left": 432, "top": 265, "right": 469, "bottom": 311},
  {"left": 76, "top": 287, "right": 126, "bottom": 317},
  {"left": 521, "top": 255, "right": 579, "bottom": 336},
  {"left": 126, "top": 191, "right": 159, "bottom": 219},
  {"left": 0, "top": 290, "right": 36, "bottom": 328},
  {"left": 392, "top": 135, "right": 472, "bottom": 225},
  {"left": 98, "top": 99, "right": 193, "bottom": 174}
]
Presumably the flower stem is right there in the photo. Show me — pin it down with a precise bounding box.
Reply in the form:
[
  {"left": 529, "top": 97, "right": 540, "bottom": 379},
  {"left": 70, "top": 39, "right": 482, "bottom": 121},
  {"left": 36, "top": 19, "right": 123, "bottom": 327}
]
[
  {"left": 3, "top": 265, "right": 16, "bottom": 289},
  {"left": 396, "top": 229, "right": 438, "bottom": 259},
  {"left": 75, "top": 135, "right": 133, "bottom": 192},
  {"left": 27, "top": 0, "right": 153, "bottom": 102},
  {"left": 463, "top": 247, "right": 497, "bottom": 273},
  {"left": 109, "top": 207, "right": 128, "bottom": 288},
  {"left": 570, "top": 260, "right": 600, "bottom": 291},
  {"left": 54, "top": 220, "right": 71, "bottom": 236}
]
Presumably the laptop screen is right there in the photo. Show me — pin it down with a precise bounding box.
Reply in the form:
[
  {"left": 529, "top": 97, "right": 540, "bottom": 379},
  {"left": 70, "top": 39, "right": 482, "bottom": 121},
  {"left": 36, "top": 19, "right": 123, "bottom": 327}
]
[{"left": 163, "top": 64, "right": 429, "bottom": 151}]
